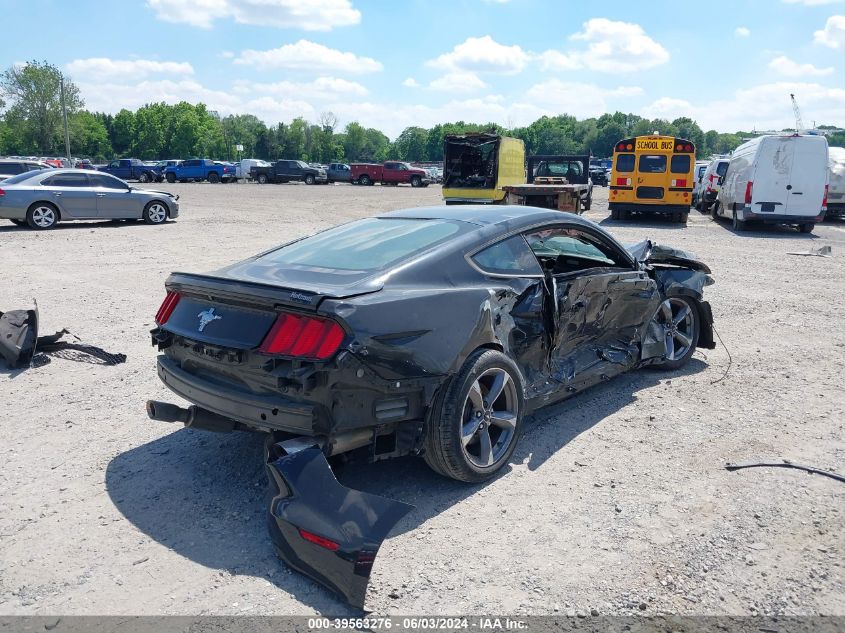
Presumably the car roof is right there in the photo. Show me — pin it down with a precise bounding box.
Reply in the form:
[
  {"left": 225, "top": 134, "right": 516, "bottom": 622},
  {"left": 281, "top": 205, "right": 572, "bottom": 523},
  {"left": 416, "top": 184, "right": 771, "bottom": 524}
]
[{"left": 380, "top": 205, "right": 596, "bottom": 229}]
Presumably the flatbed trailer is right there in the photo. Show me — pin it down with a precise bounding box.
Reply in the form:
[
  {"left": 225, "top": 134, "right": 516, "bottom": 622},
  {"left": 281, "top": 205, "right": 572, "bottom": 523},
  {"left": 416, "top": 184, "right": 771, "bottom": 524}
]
[{"left": 502, "top": 181, "right": 590, "bottom": 214}]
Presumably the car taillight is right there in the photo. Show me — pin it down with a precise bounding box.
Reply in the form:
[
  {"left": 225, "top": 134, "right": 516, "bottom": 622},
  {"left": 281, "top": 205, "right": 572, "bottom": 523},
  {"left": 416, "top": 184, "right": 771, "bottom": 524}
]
[
  {"left": 155, "top": 291, "right": 180, "bottom": 325},
  {"left": 745, "top": 181, "right": 753, "bottom": 204},
  {"left": 259, "top": 311, "right": 345, "bottom": 360},
  {"left": 299, "top": 528, "right": 339, "bottom": 551},
  {"left": 822, "top": 184, "right": 829, "bottom": 209},
  {"left": 0, "top": 188, "right": 5, "bottom": 196}
]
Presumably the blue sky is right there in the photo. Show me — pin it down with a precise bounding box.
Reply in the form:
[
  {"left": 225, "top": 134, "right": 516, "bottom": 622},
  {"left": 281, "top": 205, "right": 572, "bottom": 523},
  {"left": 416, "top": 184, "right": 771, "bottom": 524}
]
[{"left": 3, "top": 0, "right": 845, "bottom": 138}]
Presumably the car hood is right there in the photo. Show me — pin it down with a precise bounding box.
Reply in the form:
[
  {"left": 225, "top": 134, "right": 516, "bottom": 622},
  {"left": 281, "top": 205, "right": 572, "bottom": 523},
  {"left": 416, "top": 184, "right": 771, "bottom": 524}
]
[
  {"left": 626, "top": 239, "right": 711, "bottom": 273},
  {"left": 136, "top": 188, "right": 178, "bottom": 200}
]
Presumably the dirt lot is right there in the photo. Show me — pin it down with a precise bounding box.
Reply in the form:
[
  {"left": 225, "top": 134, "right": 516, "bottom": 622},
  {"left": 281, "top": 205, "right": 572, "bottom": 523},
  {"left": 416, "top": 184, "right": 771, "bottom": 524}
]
[{"left": 1, "top": 182, "right": 843, "bottom": 617}]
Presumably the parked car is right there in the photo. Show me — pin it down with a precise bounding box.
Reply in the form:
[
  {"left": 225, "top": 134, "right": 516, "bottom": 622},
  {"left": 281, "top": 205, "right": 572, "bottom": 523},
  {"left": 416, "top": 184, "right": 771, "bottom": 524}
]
[
  {"left": 74, "top": 159, "right": 96, "bottom": 170},
  {"left": 697, "top": 159, "right": 730, "bottom": 213},
  {"left": 152, "top": 160, "right": 182, "bottom": 182},
  {"left": 145, "top": 204, "right": 715, "bottom": 608},
  {"left": 691, "top": 160, "right": 710, "bottom": 207},
  {"left": 236, "top": 159, "right": 270, "bottom": 181},
  {"left": 251, "top": 160, "right": 327, "bottom": 184},
  {"left": 351, "top": 161, "right": 430, "bottom": 187},
  {"left": 0, "top": 169, "right": 179, "bottom": 229},
  {"left": 0, "top": 159, "right": 51, "bottom": 182},
  {"left": 589, "top": 166, "right": 608, "bottom": 187},
  {"left": 528, "top": 154, "right": 593, "bottom": 210},
  {"left": 99, "top": 158, "right": 159, "bottom": 183},
  {"left": 714, "top": 134, "right": 829, "bottom": 232},
  {"left": 165, "top": 158, "right": 234, "bottom": 183},
  {"left": 326, "top": 162, "right": 352, "bottom": 183},
  {"left": 826, "top": 146, "right": 845, "bottom": 219},
  {"left": 44, "top": 157, "right": 70, "bottom": 168}
]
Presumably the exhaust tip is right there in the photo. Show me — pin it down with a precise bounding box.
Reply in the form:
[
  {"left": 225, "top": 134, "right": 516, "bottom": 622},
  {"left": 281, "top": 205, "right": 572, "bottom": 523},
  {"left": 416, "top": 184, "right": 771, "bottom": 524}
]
[{"left": 146, "top": 400, "right": 189, "bottom": 423}]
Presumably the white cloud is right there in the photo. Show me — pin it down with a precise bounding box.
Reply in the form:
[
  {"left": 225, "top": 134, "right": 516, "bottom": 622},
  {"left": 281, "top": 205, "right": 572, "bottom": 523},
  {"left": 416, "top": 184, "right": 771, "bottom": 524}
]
[
  {"left": 525, "top": 79, "right": 644, "bottom": 119},
  {"left": 428, "top": 72, "right": 488, "bottom": 93},
  {"left": 65, "top": 58, "right": 194, "bottom": 81},
  {"left": 234, "top": 40, "right": 382, "bottom": 73},
  {"left": 814, "top": 14, "right": 845, "bottom": 48},
  {"left": 538, "top": 19, "right": 669, "bottom": 73},
  {"left": 735, "top": 26, "right": 751, "bottom": 37},
  {"left": 234, "top": 76, "right": 368, "bottom": 99},
  {"left": 769, "top": 55, "right": 834, "bottom": 76},
  {"left": 427, "top": 35, "right": 530, "bottom": 74},
  {"left": 643, "top": 81, "right": 845, "bottom": 131},
  {"left": 145, "top": 0, "right": 360, "bottom": 30},
  {"left": 402, "top": 77, "right": 420, "bottom": 88},
  {"left": 220, "top": 51, "right": 235, "bottom": 59}
]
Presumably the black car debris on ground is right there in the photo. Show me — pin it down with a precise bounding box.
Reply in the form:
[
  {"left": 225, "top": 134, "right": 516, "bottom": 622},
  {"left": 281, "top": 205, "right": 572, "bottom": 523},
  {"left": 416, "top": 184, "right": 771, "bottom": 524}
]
[{"left": 146, "top": 205, "right": 715, "bottom": 608}]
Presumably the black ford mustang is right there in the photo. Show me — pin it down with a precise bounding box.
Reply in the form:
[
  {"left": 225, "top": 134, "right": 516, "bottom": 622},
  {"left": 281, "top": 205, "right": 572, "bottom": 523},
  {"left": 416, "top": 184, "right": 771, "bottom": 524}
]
[{"left": 147, "top": 205, "right": 715, "bottom": 607}]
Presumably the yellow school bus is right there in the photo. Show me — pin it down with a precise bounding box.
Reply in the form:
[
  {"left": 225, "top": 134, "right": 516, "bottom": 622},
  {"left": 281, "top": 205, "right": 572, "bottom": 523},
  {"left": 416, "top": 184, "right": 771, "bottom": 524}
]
[
  {"left": 609, "top": 135, "right": 696, "bottom": 223},
  {"left": 442, "top": 134, "right": 526, "bottom": 204}
]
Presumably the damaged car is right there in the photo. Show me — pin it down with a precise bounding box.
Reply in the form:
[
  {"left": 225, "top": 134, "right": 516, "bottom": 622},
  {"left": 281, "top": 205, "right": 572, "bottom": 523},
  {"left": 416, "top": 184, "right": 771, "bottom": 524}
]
[{"left": 147, "top": 205, "right": 715, "bottom": 607}]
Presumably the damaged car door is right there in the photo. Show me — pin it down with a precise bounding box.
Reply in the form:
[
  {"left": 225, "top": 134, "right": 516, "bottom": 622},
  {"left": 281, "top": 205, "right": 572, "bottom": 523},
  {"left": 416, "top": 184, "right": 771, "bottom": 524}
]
[{"left": 525, "top": 225, "right": 660, "bottom": 392}]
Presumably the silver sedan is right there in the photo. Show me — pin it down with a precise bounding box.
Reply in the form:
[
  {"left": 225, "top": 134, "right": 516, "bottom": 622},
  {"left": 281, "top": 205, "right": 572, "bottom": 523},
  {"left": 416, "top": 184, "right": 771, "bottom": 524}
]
[{"left": 0, "top": 168, "right": 179, "bottom": 229}]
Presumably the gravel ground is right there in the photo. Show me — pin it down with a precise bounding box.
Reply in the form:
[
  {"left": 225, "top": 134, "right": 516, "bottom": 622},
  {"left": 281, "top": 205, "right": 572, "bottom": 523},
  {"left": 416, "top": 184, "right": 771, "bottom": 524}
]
[{"left": 1, "top": 182, "right": 843, "bottom": 617}]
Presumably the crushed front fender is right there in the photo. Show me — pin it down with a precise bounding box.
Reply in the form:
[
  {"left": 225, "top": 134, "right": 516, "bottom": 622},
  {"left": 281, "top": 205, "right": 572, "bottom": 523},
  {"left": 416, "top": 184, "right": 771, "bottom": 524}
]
[{"left": 266, "top": 445, "right": 413, "bottom": 609}]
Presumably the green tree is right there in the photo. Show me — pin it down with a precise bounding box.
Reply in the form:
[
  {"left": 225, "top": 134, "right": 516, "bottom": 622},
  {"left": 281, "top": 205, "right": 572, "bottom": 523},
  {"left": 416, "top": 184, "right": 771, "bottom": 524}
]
[
  {"left": 394, "top": 126, "right": 428, "bottom": 161},
  {"left": 0, "top": 60, "right": 83, "bottom": 154},
  {"left": 68, "top": 111, "right": 112, "bottom": 159},
  {"left": 110, "top": 109, "right": 135, "bottom": 156}
]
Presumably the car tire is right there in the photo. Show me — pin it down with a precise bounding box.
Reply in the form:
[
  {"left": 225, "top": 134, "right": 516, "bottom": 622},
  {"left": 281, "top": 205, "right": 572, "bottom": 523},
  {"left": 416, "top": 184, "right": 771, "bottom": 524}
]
[
  {"left": 423, "top": 349, "right": 524, "bottom": 483},
  {"left": 143, "top": 201, "right": 168, "bottom": 225},
  {"left": 165, "top": 173, "right": 176, "bottom": 183},
  {"left": 583, "top": 194, "right": 592, "bottom": 211},
  {"left": 710, "top": 202, "right": 719, "bottom": 220},
  {"left": 648, "top": 296, "right": 700, "bottom": 371},
  {"left": 800, "top": 223, "right": 815, "bottom": 234},
  {"left": 732, "top": 208, "right": 746, "bottom": 231},
  {"left": 139, "top": 172, "right": 150, "bottom": 183},
  {"left": 680, "top": 212, "right": 689, "bottom": 225},
  {"left": 207, "top": 172, "right": 220, "bottom": 184},
  {"left": 611, "top": 208, "right": 619, "bottom": 220},
  {"left": 257, "top": 174, "right": 268, "bottom": 184},
  {"left": 305, "top": 174, "right": 315, "bottom": 185},
  {"left": 410, "top": 176, "right": 422, "bottom": 188},
  {"left": 26, "top": 203, "right": 59, "bottom": 230},
  {"left": 359, "top": 175, "right": 371, "bottom": 186}
]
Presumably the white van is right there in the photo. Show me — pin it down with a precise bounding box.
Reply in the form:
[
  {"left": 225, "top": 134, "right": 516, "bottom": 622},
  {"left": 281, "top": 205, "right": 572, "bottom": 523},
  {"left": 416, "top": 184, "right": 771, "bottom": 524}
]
[
  {"left": 714, "top": 134, "right": 829, "bottom": 233},
  {"left": 236, "top": 158, "right": 270, "bottom": 181},
  {"left": 691, "top": 160, "right": 710, "bottom": 207},
  {"left": 827, "top": 146, "right": 845, "bottom": 219},
  {"left": 697, "top": 158, "right": 730, "bottom": 212}
]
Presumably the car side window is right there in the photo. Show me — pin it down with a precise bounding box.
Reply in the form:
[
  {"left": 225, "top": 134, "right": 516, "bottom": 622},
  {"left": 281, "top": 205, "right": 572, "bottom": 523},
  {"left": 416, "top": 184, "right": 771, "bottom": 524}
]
[
  {"left": 472, "top": 235, "right": 543, "bottom": 276},
  {"left": 89, "top": 173, "right": 128, "bottom": 190},
  {"left": 42, "top": 173, "right": 90, "bottom": 187},
  {"left": 1, "top": 163, "right": 23, "bottom": 174},
  {"left": 524, "top": 226, "right": 626, "bottom": 274},
  {"left": 109, "top": 161, "right": 120, "bottom": 168}
]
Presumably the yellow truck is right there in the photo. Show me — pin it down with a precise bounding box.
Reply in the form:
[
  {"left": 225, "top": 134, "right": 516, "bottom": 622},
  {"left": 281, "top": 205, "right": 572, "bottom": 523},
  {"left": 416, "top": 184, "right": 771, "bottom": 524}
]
[{"left": 442, "top": 133, "right": 525, "bottom": 204}]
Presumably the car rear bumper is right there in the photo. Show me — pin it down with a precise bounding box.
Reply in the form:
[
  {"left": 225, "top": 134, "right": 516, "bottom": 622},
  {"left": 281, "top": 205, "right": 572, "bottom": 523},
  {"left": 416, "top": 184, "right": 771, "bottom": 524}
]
[
  {"left": 738, "top": 206, "right": 824, "bottom": 223},
  {"left": 608, "top": 203, "right": 690, "bottom": 215},
  {"left": 156, "top": 355, "right": 315, "bottom": 433},
  {"left": 825, "top": 203, "right": 844, "bottom": 218}
]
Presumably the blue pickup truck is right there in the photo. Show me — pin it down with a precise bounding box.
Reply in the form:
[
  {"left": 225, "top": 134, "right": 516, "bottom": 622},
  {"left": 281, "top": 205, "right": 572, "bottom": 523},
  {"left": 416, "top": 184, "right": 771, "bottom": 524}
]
[
  {"left": 164, "top": 159, "right": 235, "bottom": 183},
  {"left": 99, "top": 158, "right": 159, "bottom": 183}
]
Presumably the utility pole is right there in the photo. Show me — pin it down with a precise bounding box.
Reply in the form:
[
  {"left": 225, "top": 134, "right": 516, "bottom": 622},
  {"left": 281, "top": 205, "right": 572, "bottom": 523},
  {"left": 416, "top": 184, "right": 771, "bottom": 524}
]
[{"left": 60, "top": 76, "right": 71, "bottom": 162}]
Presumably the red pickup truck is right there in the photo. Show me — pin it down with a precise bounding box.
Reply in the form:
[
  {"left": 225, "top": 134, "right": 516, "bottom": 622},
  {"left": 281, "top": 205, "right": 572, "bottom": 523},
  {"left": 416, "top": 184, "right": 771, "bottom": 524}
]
[{"left": 350, "top": 161, "right": 430, "bottom": 187}]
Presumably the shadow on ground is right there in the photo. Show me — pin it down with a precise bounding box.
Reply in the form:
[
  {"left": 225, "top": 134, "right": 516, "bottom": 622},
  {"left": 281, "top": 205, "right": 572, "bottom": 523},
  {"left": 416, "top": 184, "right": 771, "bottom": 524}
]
[{"left": 105, "top": 358, "right": 707, "bottom": 613}]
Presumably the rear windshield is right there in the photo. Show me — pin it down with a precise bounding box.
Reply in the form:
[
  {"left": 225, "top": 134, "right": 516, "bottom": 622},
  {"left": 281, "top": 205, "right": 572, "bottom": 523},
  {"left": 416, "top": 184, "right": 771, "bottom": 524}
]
[
  {"left": 1, "top": 170, "right": 44, "bottom": 185},
  {"left": 615, "top": 154, "right": 635, "bottom": 172},
  {"left": 639, "top": 155, "right": 667, "bottom": 173},
  {"left": 716, "top": 161, "right": 729, "bottom": 177},
  {"left": 670, "top": 155, "right": 691, "bottom": 173},
  {"left": 257, "top": 218, "right": 464, "bottom": 272}
]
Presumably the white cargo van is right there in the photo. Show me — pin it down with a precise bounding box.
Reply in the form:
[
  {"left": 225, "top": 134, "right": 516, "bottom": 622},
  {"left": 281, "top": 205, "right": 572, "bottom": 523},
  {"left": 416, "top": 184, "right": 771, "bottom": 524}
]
[
  {"left": 236, "top": 158, "right": 270, "bottom": 181},
  {"left": 691, "top": 160, "right": 710, "bottom": 207},
  {"left": 714, "top": 134, "right": 829, "bottom": 233},
  {"left": 697, "top": 158, "right": 729, "bottom": 212},
  {"left": 827, "top": 146, "right": 845, "bottom": 219}
]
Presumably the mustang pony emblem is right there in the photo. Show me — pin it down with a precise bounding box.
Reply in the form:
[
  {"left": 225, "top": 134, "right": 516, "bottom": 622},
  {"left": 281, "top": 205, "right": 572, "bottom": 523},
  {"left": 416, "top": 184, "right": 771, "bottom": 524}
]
[{"left": 197, "top": 308, "right": 222, "bottom": 332}]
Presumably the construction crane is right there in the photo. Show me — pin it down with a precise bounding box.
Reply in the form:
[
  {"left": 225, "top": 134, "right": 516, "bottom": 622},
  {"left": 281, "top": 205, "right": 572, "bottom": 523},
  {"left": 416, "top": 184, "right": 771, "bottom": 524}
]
[{"left": 790, "top": 93, "right": 804, "bottom": 133}]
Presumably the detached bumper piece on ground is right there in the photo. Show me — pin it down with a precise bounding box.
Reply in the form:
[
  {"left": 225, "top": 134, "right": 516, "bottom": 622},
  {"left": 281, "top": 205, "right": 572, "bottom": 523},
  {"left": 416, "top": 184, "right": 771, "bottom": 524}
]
[{"left": 265, "top": 443, "right": 413, "bottom": 608}]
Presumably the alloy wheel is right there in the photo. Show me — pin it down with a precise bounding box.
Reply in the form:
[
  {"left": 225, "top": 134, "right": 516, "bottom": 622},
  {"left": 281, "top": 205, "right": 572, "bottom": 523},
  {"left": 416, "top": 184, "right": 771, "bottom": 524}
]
[
  {"left": 147, "top": 203, "right": 167, "bottom": 224},
  {"left": 653, "top": 298, "right": 695, "bottom": 361},
  {"left": 32, "top": 206, "right": 56, "bottom": 228},
  {"left": 460, "top": 368, "right": 518, "bottom": 468}
]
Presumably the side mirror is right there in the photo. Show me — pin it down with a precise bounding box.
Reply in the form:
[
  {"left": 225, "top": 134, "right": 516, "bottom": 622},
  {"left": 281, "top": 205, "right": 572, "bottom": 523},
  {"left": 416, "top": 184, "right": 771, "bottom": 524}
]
[{"left": 717, "top": 176, "right": 724, "bottom": 185}]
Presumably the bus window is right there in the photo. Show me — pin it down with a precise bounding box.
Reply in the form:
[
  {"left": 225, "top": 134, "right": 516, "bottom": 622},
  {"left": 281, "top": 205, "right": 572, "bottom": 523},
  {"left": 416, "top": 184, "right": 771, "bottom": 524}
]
[
  {"left": 639, "top": 155, "right": 667, "bottom": 173},
  {"left": 670, "top": 155, "right": 691, "bottom": 173},
  {"left": 616, "top": 154, "right": 635, "bottom": 172}
]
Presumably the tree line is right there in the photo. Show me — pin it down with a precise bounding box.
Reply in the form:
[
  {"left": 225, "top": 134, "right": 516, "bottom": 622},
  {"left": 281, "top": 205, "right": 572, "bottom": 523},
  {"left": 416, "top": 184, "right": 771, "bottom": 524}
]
[{"left": 3, "top": 61, "right": 844, "bottom": 164}]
